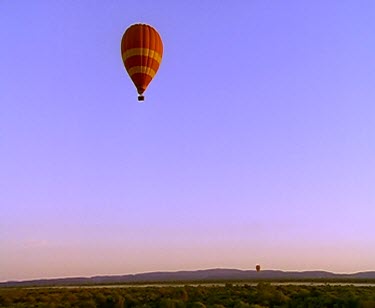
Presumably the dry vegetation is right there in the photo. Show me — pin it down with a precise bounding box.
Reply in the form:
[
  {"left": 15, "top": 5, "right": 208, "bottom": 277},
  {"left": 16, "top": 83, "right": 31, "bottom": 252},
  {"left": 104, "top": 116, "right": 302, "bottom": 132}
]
[{"left": 1, "top": 283, "right": 375, "bottom": 307}]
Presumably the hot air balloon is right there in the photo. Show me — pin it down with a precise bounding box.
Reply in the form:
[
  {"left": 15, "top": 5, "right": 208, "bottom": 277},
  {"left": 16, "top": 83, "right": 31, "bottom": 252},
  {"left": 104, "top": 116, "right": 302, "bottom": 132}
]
[
  {"left": 256, "top": 265, "right": 261, "bottom": 272},
  {"left": 121, "top": 24, "right": 163, "bottom": 101}
]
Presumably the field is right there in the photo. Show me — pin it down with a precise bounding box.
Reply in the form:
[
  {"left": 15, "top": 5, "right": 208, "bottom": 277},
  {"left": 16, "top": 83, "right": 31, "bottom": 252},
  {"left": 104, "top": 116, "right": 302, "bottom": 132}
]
[{"left": 1, "top": 282, "right": 375, "bottom": 307}]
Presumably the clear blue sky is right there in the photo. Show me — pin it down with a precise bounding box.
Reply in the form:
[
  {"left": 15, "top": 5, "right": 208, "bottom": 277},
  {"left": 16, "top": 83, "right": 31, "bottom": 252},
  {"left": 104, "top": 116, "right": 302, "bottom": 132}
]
[{"left": 1, "top": 1, "right": 375, "bottom": 281}]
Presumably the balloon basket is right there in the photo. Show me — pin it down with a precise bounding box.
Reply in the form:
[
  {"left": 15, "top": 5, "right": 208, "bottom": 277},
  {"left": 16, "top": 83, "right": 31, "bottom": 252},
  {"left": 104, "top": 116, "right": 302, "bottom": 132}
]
[{"left": 138, "top": 95, "right": 145, "bottom": 102}]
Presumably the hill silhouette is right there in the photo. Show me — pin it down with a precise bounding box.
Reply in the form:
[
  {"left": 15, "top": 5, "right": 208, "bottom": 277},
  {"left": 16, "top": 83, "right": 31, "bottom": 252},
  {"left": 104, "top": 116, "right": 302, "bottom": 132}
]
[{"left": 2, "top": 268, "right": 375, "bottom": 287}]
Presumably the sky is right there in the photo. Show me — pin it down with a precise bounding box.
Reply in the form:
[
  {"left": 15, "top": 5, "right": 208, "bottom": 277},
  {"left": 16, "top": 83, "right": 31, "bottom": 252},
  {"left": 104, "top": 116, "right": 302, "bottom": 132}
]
[{"left": 1, "top": 1, "right": 375, "bottom": 282}]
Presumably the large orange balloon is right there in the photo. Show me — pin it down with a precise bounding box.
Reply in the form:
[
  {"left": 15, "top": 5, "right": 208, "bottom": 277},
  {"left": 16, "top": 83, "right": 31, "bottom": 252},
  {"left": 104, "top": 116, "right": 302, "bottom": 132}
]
[{"left": 121, "top": 24, "right": 163, "bottom": 101}]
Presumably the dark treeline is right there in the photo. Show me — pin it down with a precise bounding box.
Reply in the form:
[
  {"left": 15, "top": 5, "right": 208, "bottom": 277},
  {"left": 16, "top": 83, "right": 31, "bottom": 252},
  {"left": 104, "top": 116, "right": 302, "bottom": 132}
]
[{"left": 1, "top": 283, "right": 375, "bottom": 307}]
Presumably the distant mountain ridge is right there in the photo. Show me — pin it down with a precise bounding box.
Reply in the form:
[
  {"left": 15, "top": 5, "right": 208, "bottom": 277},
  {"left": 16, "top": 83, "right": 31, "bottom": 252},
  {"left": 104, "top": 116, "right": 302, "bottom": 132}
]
[{"left": 2, "top": 269, "right": 375, "bottom": 287}]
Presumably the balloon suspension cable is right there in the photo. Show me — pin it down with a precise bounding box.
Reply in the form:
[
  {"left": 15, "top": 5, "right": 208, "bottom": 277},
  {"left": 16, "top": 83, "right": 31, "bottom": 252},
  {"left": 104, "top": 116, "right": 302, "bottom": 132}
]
[{"left": 138, "top": 95, "right": 145, "bottom": 102}]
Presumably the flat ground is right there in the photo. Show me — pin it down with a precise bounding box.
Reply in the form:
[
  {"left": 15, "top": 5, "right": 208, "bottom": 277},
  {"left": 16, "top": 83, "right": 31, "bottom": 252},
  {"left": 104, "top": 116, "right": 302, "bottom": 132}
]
[{"left": 1, "top": 282, "right": 375, "bottom": 307}]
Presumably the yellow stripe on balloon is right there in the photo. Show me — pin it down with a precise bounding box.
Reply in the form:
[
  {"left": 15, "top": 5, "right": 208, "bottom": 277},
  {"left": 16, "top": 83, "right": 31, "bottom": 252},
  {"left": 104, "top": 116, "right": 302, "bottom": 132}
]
[
  {"left": 127, "top": 66, "right": 156, "bottom": 78},
  {"left": 122, "top": 48, "right": 162, "bottom": 63}
]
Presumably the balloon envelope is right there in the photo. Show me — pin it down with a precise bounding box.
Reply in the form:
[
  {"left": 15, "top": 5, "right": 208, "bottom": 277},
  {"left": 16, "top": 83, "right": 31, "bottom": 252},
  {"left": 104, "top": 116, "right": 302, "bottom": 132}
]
[
  {"left": 121, "top": 24, "right": 163, "bottom": 101},
  {"left": 256, "top": 265, "right": 261, "bottom": 272}
]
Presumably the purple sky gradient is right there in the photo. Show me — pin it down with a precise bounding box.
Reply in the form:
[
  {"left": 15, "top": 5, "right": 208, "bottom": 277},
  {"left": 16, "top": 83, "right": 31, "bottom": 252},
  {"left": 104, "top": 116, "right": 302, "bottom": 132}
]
[{"left": 1, "top": 1, "right": 375, "bottom": 281}]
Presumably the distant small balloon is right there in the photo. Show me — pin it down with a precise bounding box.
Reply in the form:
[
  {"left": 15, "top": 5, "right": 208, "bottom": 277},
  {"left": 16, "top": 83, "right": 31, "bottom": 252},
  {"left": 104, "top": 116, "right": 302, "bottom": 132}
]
[{"left": 256, "top": 265, "right": 261, "bottom": 272}]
